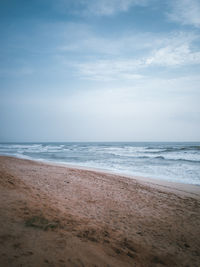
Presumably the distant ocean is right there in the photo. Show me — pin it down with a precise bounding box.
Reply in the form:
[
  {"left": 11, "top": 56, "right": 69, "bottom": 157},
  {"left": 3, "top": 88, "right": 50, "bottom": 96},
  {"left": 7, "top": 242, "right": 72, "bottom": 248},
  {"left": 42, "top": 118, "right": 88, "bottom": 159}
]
[{"left": 0, "top": 142, "right": 200, "bottom": 185}]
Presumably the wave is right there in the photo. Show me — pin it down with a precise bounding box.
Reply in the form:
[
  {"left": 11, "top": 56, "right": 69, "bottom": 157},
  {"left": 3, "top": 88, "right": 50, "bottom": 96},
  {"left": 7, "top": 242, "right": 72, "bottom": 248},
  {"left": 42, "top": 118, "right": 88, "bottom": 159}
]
[
  {"left": 124, "top": 155, "right": 200, "bottom": 163},
  {"left": 155, "top": 156, "right": 165, "bottom": 159},
  {"left": 153, "top": 156, "right": 200, "bottom": 164},
  {"left": 146, "top": 146, "right": 200, "bottom": 153},
  {"left": 108, "top": 154, "right": 200, "bottom": 163},
  {"left": 164, "top": 147, "right": 200, "bottom": 153}
]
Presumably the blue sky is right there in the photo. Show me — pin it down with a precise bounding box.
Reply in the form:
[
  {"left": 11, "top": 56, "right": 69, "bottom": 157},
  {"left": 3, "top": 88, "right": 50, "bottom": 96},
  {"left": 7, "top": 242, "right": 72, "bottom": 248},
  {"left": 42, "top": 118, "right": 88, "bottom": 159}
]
[{"left": 0, "top": 0, "right": 200, "bottom": 142}]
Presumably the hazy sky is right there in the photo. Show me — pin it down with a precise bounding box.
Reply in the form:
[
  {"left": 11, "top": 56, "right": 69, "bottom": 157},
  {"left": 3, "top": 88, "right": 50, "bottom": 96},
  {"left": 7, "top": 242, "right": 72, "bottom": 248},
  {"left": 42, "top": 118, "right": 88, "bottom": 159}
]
[{"left": 0, "top": 0, "right": 200, "bottom": 142}]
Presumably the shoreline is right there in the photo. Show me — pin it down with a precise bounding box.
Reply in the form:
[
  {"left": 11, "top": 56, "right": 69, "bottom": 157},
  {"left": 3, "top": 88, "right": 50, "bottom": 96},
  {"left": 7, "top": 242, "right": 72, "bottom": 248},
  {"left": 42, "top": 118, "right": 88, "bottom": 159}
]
[
  {"left": 50, "top": 160, "right": 200, "bottom": 199},
  {"left": 0, "top": 143, "right": 199, "bottom": 187},
  {"left": 1, "top": 155, "right": 200, "bottom": 199},
  {"left": 0, "top": 155, "right": 200, "bottom": 266}
]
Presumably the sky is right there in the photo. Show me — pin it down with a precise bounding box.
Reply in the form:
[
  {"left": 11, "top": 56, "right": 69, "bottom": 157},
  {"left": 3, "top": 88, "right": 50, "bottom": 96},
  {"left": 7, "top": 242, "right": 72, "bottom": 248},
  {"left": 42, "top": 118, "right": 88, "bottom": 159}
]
[{"left": 0, "top": 0, "right": 200, "bottom": 142}]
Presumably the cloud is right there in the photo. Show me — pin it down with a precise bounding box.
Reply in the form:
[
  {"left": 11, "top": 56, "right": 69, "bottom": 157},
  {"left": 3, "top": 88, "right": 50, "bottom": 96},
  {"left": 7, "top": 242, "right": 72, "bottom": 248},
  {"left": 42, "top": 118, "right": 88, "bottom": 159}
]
[
  {"left": 74, "top": 59, "right": 144, "bottom": 81},
  {"left": 70, "top": 31, "right": 200, "bottom": 81},
  {"left": 146, "top": 44, "right": 200, "bottom": 66},
  {"left": 144, "top": 31, "right": 200, "bottom": 66},
  {"left": 58, "top": 29, "right": 179, "bottom": 56},
  {"left": 58, "top": 35, "right": 123, "bottom": 55},
  {"left": 56, "top": 22, "right": 199, "bottom": 56},
  {"left": 56, "top": 0, "right": 149, "bottom": 17},
  {"left": 56, "top": 22, "right": 200, "bottom": 81},
  {"left": 80, "top": 0, "right": 148, "bottom": 16},
  {"left": 168, "top": 0, "right": 200, "bottom": 28}
]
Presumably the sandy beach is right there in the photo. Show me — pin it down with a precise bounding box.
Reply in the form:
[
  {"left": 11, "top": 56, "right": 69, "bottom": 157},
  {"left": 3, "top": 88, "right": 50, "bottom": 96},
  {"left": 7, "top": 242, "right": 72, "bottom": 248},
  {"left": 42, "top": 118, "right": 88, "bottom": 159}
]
[{"left": 0, "top": 156, "right": 200, "bottom": 267}]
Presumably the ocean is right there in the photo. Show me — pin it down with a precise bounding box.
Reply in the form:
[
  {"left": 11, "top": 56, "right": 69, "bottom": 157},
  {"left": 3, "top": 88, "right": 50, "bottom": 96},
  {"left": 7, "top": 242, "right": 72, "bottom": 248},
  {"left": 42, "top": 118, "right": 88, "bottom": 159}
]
[{"left": 0, "top": 142, "right": 200, "bottom": 185}]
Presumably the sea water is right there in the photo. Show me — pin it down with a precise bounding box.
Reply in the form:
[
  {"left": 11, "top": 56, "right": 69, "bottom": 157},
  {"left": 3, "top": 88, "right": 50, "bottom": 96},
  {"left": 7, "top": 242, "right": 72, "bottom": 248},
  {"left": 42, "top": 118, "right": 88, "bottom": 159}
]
[{"left": 0, "top": 142, "right": 200, "bottom": 185}]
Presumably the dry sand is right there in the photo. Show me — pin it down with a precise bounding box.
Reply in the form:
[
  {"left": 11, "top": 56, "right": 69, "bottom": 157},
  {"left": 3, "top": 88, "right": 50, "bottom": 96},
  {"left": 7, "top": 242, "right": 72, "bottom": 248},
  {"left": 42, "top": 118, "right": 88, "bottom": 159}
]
[{"left": 0, "top": 156, "right": 200, "bottom": 267}]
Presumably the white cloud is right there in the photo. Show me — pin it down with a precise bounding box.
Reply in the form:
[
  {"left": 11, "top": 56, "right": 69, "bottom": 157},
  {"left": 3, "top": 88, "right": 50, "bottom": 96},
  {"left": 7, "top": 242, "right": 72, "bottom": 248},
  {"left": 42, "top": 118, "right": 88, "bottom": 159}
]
[
  {"left": 142, "top": 31, "right": 200, "bottom": 66},
  {"left": 168, "top": 0, "right": 200, "bottom": 28},
  {"left": 55, "top": 22, "right": 200, "bottom": 80},
  {"left": 146, "top": 44, "right": 200, "bottom": 66},
  {"left": 73, "top": 37, "right": 200, "bottom": 80}
]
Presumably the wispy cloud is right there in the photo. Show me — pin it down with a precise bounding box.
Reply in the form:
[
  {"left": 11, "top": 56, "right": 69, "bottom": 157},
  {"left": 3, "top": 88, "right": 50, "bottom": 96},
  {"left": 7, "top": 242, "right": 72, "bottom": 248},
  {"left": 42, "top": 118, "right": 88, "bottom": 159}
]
[
  {"left": 57, "top": 0, "right": 149, "bottom": 16},
  {"left": 73, "top": 0, "right": 148, "bottom": 16},
  {"left": 59, "top": 29, "right": 190, "bottom": 56},
  {"left": 67, "top": 30, "right": 200, "bottom": 81},
  {"left": 75, "top": 59, "right": 144, "bottom": 81},
  {"left": 146, "top": 44, "right": 200, "bottom": 66},
  {"left": 168, "top": 0, "right": 200, "bottom": 28}
]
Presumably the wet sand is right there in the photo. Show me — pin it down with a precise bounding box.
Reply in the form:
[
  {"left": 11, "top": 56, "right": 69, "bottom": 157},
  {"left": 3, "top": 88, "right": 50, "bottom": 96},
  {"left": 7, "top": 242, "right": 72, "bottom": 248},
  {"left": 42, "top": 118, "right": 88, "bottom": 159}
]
[{"left": 0, "top": 156, "right": 200, "bottom": 266}]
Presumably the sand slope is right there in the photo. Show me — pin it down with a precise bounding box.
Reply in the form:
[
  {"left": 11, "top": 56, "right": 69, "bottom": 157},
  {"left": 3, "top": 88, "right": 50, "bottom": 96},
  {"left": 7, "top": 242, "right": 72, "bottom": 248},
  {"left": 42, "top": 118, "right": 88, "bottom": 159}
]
[{"left": 0, "top": 156, "right": 200, "bottom": 267}]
